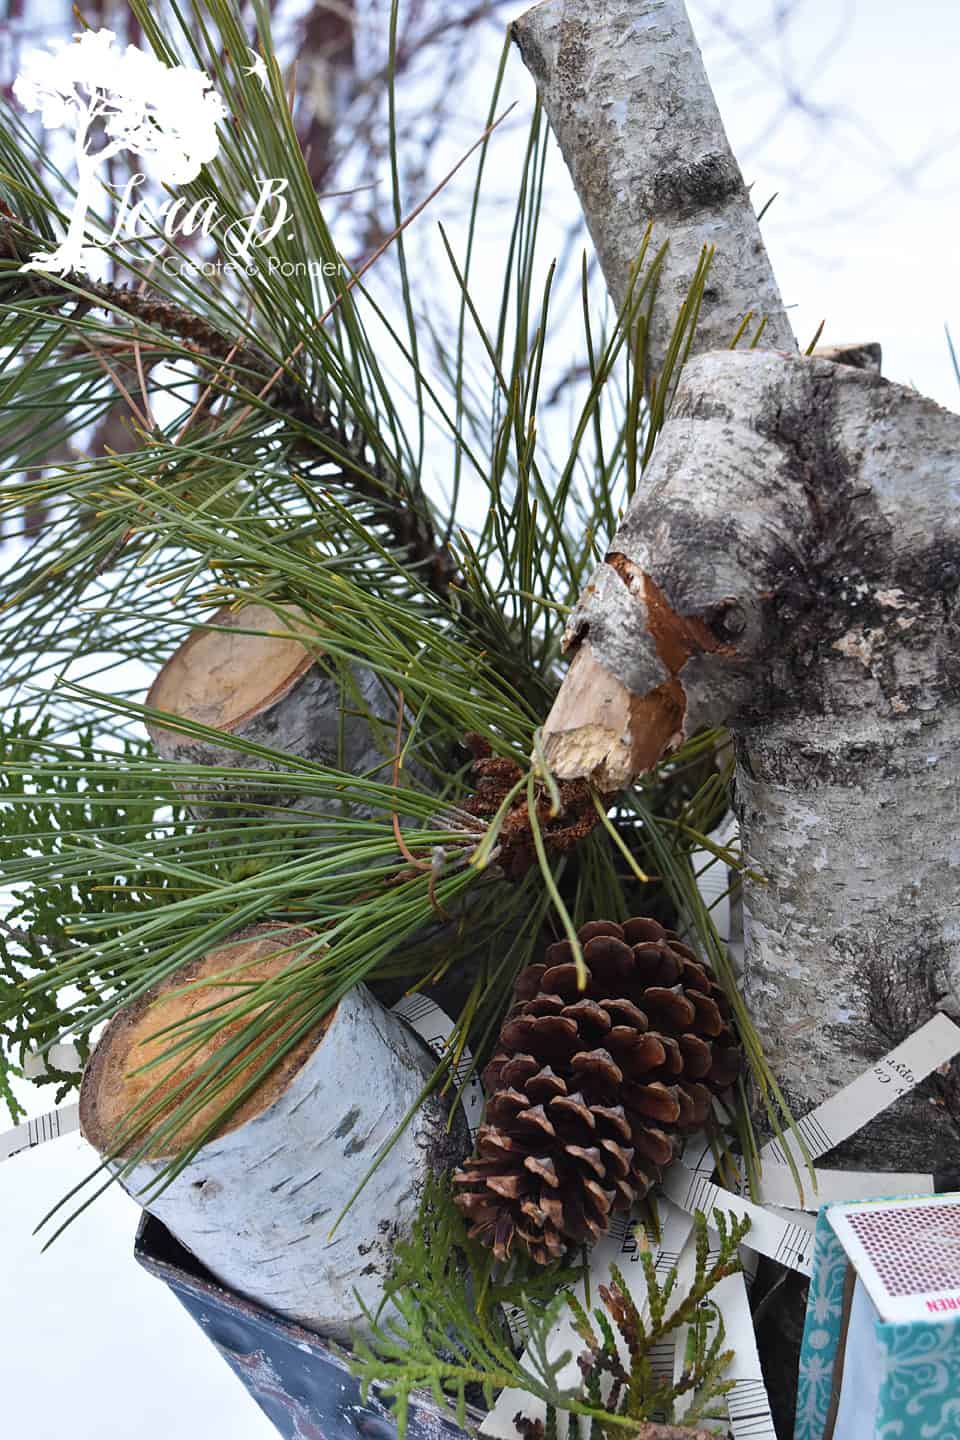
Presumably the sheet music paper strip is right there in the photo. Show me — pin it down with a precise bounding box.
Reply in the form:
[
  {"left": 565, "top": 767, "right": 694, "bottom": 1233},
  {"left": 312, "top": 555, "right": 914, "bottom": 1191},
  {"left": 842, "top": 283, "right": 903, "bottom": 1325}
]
[
  {"left": 758, "top": 1012, "right": 960, "bottom": 1171},
  {"left": 391, "top": 992, "right": 485, "bottom": 1139},
  {"left": 756, "top": 1163, "right": 935, "bottom": 1211},
  {"left": 690, "top": 812, "right": 739, "bottom": 947},
  {"left": 0, "top": 1101, "right": 80, "bottom": 1162},
  {"left": 714, "top": 1268, "right": 778, "bottom": 1440},
  {"left": 662, "top": 1163, "right": 815, "bottom": 1275}
]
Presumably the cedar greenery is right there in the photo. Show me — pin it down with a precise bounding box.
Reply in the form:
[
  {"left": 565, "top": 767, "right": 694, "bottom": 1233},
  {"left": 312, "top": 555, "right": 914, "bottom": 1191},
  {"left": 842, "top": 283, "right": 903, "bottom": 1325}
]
[
  {"left": 563, "top": 1211, "right": 750, "bottom": 1429},
  {"left": 351, "top": 1174, "right": 749, "bottom": 1437},
  {"left": 0, "top": 0, "right": 801, "bottom": 1240}
]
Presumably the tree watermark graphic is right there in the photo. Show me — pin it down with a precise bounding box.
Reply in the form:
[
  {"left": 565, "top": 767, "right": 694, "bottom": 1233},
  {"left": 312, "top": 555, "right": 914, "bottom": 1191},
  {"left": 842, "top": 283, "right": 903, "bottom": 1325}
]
[{"left": 13, "top": 29, "right": 292, "bottom": 276}]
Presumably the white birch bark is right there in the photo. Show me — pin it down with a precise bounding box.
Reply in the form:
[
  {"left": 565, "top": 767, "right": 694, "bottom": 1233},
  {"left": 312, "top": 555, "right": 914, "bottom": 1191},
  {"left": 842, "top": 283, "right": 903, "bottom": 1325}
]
[
  {"left": 543, "top": 349, "right": 960, "bottom": 1171},
  {"left": 79, "top": 925, "right": 464, "bottom": 1340},
  {"left": 145, "top": 602, "right": 409, "bottom": 817},
  {"left": 512, "top": 0, "right": 795, "bottom": 371}
]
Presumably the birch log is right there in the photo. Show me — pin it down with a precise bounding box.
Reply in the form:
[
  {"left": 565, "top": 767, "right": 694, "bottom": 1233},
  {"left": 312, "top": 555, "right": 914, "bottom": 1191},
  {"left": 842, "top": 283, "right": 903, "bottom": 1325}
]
[
  {"left": 543, "top": 349, "right": 960, "bottom": 1173},
  {"left": 146, "top": 602, "right": 404, "bottom": 816},
  {"left": 512, "top": 0, "right": 795, "bottom": 370},
  {"left": 79, "top": 924, "right": 465, "bottom": 1340}
]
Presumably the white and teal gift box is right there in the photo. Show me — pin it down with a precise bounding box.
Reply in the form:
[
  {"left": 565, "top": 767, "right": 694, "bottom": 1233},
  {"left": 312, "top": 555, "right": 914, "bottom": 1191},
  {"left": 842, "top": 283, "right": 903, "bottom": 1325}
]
[{"left": 795, "top": 1193, "right": 960, "bottom": 1439}]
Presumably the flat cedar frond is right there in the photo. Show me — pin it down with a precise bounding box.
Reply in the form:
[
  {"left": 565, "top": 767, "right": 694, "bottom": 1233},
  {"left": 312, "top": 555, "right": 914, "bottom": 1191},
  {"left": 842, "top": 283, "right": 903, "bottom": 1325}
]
[
  {"left": 356, "top": 1188, "right": 748, "bottom": 1440},
  {"left": 575, "top": 1210, "right": 747, "bottom": 1428}
]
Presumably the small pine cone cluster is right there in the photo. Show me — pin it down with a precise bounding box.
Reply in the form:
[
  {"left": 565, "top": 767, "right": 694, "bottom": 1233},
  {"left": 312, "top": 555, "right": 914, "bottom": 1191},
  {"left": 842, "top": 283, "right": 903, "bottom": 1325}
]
[{"left": 453, "top": 917, "right": 740, "bottom": 1264}]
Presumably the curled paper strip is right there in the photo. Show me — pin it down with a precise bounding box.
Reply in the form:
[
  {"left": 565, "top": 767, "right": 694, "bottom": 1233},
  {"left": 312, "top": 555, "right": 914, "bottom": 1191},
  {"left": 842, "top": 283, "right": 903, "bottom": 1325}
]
[
  {"left": 690, "top": 812, "right": 739, "bottom": 947},
  {"left": 391, "top": 991, "right": 485, "bottom": 1139},
  {"left": 759, "top": 1011, "right": 960, "bottom": 1171},
  {"left": 0, "top": 1101, "right": 79, "bottom": 1162},
  {"left": 757, "top": 1163, "right": 935, "bottom": 1211},
  {"left": 663, "top": 1163, "right": 815, "bottom": 1275},
  {"left": 712, "top": 1269, "right": 777, "bottom": 1440}
]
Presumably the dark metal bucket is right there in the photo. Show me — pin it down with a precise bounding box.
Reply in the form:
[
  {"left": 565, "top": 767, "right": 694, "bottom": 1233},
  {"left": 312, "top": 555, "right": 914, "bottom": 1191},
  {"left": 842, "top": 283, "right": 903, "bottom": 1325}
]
[{"left": 135, "top": 1213, "right": 477, "bottom": 1440}]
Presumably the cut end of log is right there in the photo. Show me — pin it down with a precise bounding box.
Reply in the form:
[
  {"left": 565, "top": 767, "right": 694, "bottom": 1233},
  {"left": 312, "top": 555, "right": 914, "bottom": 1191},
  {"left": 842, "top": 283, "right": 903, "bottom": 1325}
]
[
  {"left": 543, "top": 556, "right": 733, "bottom": 789},
  {"left": 79, "top": 924, "right": 331, "bottom": 1160},
  {"left": 812, "top": 340, "right": 882, "bottom": 373},
  {"left": 542, "top": 643, "right": 685, "bottom": 789},
  {"left": 146, "top": 603, "right": 319, "bottom": 734}
]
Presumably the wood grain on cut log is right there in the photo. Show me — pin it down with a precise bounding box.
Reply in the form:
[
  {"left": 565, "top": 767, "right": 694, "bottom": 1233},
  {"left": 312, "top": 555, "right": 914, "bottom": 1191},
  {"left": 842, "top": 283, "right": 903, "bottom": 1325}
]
[
  {"left": 80, "top": 924, "right": 465, "bottom": 1340},
  {"left": 543, "top": 349, "right": 960, "bottom": 1174},
  {"left": 512, "top": 0, "right": 795, "bottom": 373},
  {"left": 146, "top": 602, "right": 401, "bottom": 815}
]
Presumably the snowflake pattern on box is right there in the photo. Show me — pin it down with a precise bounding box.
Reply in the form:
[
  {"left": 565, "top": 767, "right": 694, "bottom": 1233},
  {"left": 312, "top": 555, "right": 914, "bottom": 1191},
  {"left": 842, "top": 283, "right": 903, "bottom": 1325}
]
[
  {"left": 794, "top": 1210, "right": 850, "bottom": 1440},
  {"left": 876, "top": 1316, "right": 960, "bottom": 1440}
]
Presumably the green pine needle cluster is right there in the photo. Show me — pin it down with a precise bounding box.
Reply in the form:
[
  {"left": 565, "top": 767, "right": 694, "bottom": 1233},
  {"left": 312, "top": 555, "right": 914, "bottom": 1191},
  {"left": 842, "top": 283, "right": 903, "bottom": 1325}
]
[
  {"left": 351, "top": 1176, "right": 749, "bottom": 1438},
  {"left": 0, "top": 715, "right": 190, "bottom": 1121}
]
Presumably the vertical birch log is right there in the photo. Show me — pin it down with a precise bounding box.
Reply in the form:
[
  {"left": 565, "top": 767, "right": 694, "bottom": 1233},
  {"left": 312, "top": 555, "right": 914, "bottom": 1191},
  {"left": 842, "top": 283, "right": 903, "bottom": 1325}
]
[
  {"left": 79, "top": 924, "right": 466, "bottom": 1340},
  {"left": 145, "top": 602, "right": 408, "bottom": 816},
  {"left": 512, "top": 0, "right": 796, "bottom": 369},
  {"left": 542, "top": 348, "right": 960, "bottom": 1173}
]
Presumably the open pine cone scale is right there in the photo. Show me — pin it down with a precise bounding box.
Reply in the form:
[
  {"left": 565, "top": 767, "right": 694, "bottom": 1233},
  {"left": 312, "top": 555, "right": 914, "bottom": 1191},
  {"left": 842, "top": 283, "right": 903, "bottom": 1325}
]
[{"left": 453, "top": 917, "right": 741, "bottom": 1264}]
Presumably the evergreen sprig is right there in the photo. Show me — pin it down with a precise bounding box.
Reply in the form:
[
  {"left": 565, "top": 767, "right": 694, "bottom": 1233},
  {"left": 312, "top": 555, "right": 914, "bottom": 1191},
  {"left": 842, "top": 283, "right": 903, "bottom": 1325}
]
[
  {"left": 351, "top": 1179, "right": 749, "bottom": 1439},
  {"left": 562, "top": 1209, "right": 749, "bottom": 1429}
]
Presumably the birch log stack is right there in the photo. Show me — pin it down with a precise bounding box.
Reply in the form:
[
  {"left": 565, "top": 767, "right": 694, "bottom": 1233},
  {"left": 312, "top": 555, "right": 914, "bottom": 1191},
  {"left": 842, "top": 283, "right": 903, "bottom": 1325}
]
[
  {"left": 512, "top": 0, "right": 795, "bottom": 369},
  {"left": 146, "top": 602, "right": 404, "bottom": 816},
  {"left": 542, "top": 348, "right": 960, "bottom": 1171},
  {"left": 79, "top": 924, "right": 465, "bottom": 1340}
]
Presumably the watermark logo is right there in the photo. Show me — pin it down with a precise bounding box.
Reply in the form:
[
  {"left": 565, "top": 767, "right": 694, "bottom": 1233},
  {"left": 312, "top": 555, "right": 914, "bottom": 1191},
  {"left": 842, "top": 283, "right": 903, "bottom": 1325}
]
[{"left": 13, "top": 28, "right": 291, "bottom": 277}]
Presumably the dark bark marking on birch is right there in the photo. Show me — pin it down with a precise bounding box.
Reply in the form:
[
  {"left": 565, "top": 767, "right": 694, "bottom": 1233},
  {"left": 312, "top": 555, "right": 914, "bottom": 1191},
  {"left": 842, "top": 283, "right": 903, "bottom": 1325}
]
[{"left": 648, "top": 152, "right": 742, "bottom": 218}]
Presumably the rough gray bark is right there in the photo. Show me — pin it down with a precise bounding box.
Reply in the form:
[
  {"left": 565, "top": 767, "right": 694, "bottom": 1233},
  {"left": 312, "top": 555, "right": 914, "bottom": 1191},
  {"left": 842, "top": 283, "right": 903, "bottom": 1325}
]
[
  {"left": 146, "top": 602, "right": 406, "bottom": 816},
  {"left": 543, "top": 349, "right": 960, "bottom": 1172},
  {"left": 512, "top": 0, "right": 795, "bottom": 372},
  {"left": 79, "top": 924, "right": 465, "bottom": 1340}
]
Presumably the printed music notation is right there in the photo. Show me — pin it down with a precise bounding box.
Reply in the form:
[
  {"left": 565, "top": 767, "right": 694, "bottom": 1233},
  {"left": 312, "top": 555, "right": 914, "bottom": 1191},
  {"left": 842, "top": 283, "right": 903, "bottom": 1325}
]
[
  {"left": 726, "top": 1379, "right": 777, "bottom": 1439},
  {"left": 1, "top": 1102, "right": 80, "bottom": 1162}
]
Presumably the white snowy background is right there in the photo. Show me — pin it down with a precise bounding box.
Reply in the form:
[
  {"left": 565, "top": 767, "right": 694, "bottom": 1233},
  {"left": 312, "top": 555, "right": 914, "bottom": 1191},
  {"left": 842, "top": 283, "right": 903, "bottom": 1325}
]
[{"left": 2, "top": 0, "right": 959, "bottom": 1436}]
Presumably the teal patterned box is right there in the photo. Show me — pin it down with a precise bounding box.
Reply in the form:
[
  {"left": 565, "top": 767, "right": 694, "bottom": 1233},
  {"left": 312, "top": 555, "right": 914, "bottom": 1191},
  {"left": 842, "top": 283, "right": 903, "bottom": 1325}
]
[{"left": 795, "top": 1197, "right": 960, "bottom": 1439}]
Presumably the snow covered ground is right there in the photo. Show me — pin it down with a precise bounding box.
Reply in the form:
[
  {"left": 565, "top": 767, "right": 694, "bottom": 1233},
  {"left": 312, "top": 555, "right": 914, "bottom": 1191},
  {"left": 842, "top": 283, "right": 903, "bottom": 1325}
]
[{"left": 1, "top": 1079, "right": 274, "bottom": 1438}]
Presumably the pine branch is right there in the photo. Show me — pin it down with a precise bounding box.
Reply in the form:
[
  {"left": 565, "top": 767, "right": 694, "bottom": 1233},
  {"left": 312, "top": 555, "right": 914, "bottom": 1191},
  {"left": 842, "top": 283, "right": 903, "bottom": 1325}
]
[{"left": 0, "top": 215, "right": 460, "bottom": 597}]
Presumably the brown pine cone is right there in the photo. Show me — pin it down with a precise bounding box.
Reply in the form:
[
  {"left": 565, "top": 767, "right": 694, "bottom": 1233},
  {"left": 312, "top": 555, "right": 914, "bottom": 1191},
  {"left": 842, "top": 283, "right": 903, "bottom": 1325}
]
[{"left": 453, "top": 917, "right": 741, "bottom": 1264}]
